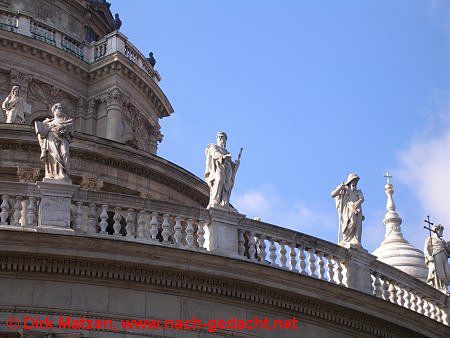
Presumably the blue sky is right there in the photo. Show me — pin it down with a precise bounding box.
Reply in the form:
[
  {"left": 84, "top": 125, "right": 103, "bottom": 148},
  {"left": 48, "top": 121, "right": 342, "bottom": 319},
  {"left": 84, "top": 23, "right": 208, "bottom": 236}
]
[{"left": 110, "top": 0, "right": 450, "bottom": 251}]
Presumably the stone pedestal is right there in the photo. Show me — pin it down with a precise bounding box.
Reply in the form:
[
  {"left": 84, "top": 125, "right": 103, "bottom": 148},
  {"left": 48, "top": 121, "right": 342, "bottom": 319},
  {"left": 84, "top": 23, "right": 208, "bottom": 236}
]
[
  {"left": 346, "top": 247, "right": 376, "bottom": 294},
  {"left": 37, "top": 182, "right": 79, "bottom": 234},
  {"left": 208, "top": 207, "right": 245, "bottom": 258}
]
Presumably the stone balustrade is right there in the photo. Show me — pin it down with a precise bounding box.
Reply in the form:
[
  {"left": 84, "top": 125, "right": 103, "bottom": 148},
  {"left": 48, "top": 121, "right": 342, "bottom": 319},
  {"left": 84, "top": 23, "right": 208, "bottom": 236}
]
[
  {"left": 238, "top": 218, "right": 348, "bottom": 286},
  {"left": 0, "top": 7, "right": 160, "bottom": 82},
  {"left": 0, "top": 182, "right": 40, "bottom": 230},
  {"left": 0, "top": 180, "right": 448, "bottom": 326},
  {"left": 371, "top": 260, "right": 449, "bottom": 325},
  {"left": 71, "top": 189, "right": 208, "bottom": 250}
]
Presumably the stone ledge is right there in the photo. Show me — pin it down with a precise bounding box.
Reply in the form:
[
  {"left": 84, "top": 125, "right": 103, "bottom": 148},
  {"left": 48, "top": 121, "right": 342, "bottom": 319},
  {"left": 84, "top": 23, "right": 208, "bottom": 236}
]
[{"left": 0, "top": 230, "right": 447, "bottom": 338}]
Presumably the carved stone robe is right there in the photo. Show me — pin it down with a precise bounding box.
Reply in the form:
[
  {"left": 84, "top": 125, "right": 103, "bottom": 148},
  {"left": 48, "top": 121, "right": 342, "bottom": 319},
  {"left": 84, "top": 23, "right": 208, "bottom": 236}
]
[
  {"left": 2, "top": 93, "right": 28, "bottom": 123},
  {"left": 331, "top": 185, "right": 364, "bottom": 244},
  {"left": 205, "top": 144, "right": 238, "bottom": 209},
  {"left": 424, "top": 235, "right": 449, "bottom": 292},
  {"left": 36, "top": 117, "right": 73, "bottom": 182}
]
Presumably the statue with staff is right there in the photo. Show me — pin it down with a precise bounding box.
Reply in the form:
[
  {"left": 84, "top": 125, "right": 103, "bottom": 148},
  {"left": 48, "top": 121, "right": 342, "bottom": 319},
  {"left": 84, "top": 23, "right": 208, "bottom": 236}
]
[
  {"left": 331, "top": 173, "right": 365, "bottom": 248},
  {"left": 423, "top": 217, "right": 449, "bottom": 294},
  {"left": 205, "top": 131, "right": 242, "bottom": 210},
  {"left": 35, "top": 103, "right": 73, "bottom": 183}
]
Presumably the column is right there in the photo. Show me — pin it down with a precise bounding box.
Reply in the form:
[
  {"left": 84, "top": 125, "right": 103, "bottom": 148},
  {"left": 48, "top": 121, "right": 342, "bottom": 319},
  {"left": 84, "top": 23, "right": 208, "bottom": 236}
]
[{"left": 106, "top": 88, "right": 122, "bottom": 142}]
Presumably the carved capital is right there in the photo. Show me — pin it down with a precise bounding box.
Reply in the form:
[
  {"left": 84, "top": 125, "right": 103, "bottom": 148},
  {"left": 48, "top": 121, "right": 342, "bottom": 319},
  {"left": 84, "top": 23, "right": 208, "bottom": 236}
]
[
  {"left": 106, "top": 88, "right": 123, "bottom": 108},
  {"left": 80, "top": 176, "right": 104, "bottom": 191},
  {"left": 17, "top": 167, "right": 41, "bottom": 183}
]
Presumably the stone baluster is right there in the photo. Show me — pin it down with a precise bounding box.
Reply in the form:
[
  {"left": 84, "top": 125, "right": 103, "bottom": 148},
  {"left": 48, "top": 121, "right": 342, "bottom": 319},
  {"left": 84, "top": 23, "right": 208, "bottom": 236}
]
[
  {"left": 149, "top": 211, "right": 159, "bottom": 240},
  {"left": 26, "top": 196, "right": 36, "bottom": 227},
  {"left": 136, "top": 210, "right": 146, "bottom": 240},
  {"left": 435, "top": 305, "right": 442, "bottom": 323},
  {"left": 238, "top": 230, "right": 245, "bottom": 256},
  {"left": 317, "top": 252, "right": 326, "bottom": 280},
  {"left": 269, "top": 239, "right": 277, "bottom": 266},
  {"left": 430, "top": 302, "right": 437, "bottom": 320},
  {"left": 173, "top": 216, "right": 183, "bottom": 245},
  {"left": 416, "top": 295, "right": 423, "bottom": 315},
  {"left": 87, "top": 203, "right": 97, "bottom": 234},
  {"left": 248, "top": 231, "right": 257, "bottom": 260},
  {"left": 11, "top": 196, "right": 22, "bottom": 227},
  {"left": 197, "top": 219, "right": 206, "bottom": 250},
  {"left": 409, "top": 292, "right": 417, "bottom": 312},
  {"left": 423, "top": 298, "right": 430, "bottom": 317},
  {"left": 113, "top": 207, "right": 122, "bottom": 236},
  {"left": 373, "top": 273, "right": 382, "bottom": 298},
  {"left": 335, "top": 259, "right": 344, "bottom": 285},
  {"left": 396, "top": 286, "right": 404, "bottom": 307},
  {"left": 327, "top": 255, "right": 335, "bottom": 283},
  {"left": 403, "top": 289, "right": 410, "bottom": 309},
  {"left": 0, "top": 195, "right": 9, "bottom": 225},
  {"left": 185, "top": 219, "right": 195, "bottom": 248},
  {"left": 258, "top": 235, "right": 267, "bottom": 263},
  {"left": 161, "top": 213, "right": 170, "bottom": 243},
  {"left": 125, "top": 209, "right": 135, "bottom": 239},
  {"left": 388, "top": 282, "right": 397, "bottom": 304},
  {"left": 289, "top": 243, "right": 298, "bottom": 272},
  {"left": 74, "top": 201, "right": 83, "bottom": 234},
  {"left": 308, "top": 248, "right": 317, "bottom": 278},
  {"left": 279, "top": 241, "right": 288, "bottom": 269},
  {"left": 381, "top": 278, "right": 390, "bottom": 301},
  {"left": 99, "top": 204, "right": 108, "bottom": 234},
  {"left": 298, "top": 246, "right": 307, "bottom": 275}
]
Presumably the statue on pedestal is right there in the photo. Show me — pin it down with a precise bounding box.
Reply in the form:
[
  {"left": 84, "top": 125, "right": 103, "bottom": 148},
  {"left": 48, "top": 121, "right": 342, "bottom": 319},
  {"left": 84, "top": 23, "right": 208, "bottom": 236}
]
[
  {"left": 1, "top": 85, "right": 31, "bottom": 124},
  {"left": 35, "top": 103, "right": 73, "bottom": 183},
  {"left": 424, "top": 224, "right": 449, "bottom": 293},
  {"left": 331, "top": 173, "right": 365, "bottom": 248},
  {"left": 205, "top": 131, "right": 242, "bottom": 210}
]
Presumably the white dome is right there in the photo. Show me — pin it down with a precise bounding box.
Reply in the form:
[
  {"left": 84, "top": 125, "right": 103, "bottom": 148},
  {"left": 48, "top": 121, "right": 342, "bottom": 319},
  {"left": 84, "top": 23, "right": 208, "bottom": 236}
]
[
  {"left": 372, "top": 181, "right": 427, "bottom": 281},
  {"left": 372, "top": 231, "right": 427, "bottom": 281}
]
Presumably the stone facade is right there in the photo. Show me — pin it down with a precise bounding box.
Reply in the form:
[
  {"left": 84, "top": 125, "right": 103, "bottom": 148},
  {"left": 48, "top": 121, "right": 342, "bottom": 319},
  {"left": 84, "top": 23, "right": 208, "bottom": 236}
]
[{"left": 0, "top": 1, "right": 448, "bottom": 338}]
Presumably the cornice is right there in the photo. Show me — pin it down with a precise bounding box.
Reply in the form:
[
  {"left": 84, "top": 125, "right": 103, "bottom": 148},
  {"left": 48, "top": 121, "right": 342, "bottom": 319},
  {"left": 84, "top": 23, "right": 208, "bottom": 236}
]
[
  {"left": 0, "top": 127, "right": 209, "bottom": 205},
  {"left": 0, "top": 231, "right": 445, "bottom": 338},
  {"left": 0, "top": 32, "right": 173, "bottom": 118}
]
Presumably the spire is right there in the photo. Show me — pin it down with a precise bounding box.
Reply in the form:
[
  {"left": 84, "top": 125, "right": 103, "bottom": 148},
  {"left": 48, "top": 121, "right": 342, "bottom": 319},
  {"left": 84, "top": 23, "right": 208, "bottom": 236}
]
[
  {"left": 372, "top": 172, "right": 428, "bottom": 281},
  {"left": 382, "top": 172, "right": 404, "bottom": 241}
]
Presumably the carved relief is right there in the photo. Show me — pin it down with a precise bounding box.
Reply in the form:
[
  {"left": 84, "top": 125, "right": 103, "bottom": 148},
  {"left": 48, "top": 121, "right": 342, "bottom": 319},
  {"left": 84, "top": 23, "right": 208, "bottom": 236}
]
[
  {"left": 17, "top": 167, "right": 41, "bottom": 183},
  {"left": 80, "top": 176, "right": 104, "bottom": 192},
  {"left": 121, "top": 101, "right": 154, "bottom": 152},
  {"left": 27, "top": 80, "right": 77, "bottom": 122}
]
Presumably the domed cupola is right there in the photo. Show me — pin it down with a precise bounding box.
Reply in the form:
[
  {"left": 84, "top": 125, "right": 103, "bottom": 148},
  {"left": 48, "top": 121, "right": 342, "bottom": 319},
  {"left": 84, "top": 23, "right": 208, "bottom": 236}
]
[{"left": 372, "top": 174, "right": 428, "bottom": 281}]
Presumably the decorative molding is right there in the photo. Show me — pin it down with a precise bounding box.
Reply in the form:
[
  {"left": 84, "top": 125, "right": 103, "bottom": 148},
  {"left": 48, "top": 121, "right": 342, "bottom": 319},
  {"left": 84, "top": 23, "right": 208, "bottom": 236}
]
[
  {"left": 0, "top": 137, "right": 208, "bottom": 206},
  {"left": 0, "top": 251, "right": 413, "bottom": 338},
  {"left": 80, "top": 176, "right": 103, "bottom": 192},
  {"left": 17, "top": 167, "right": 41, "bottom": 183}
]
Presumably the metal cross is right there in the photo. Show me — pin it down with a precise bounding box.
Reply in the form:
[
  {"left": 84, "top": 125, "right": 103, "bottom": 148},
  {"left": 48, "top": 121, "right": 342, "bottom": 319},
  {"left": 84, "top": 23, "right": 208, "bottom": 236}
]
[
  {"left": 424, "top": 215, "right": 436, "bottom": 237},
  {"left": 384, "top": 171, "right": 392, "bottom": 184}
]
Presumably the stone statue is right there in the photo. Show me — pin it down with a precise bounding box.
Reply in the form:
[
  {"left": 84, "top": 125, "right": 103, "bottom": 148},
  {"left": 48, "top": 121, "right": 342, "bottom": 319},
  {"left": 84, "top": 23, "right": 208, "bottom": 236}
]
[
  {"left": 147, "top": 52, "right": 156, "bottom": 67},
  {"left": 205, "top": 131, "right": 242, "bottom": 210},
  {"left": 1, "top": 85, "right": 31, "bottom": 124},
  {"left": 112, "top": 13, "right": 122, "bottom": 30},
  {"left": 424, "top": 224, "right": 449, "bottom": 293},
  {"left": 35, "top": 103, "right": 73, "bottom": 183},
  {"left": 331, "top": 173, "right": 365, "bottom": 248}
]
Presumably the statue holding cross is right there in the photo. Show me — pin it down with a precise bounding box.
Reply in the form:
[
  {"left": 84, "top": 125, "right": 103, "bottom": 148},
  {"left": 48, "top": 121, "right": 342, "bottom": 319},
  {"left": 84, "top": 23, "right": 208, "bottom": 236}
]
[{"left": 423, "top": 216, "right": 449, "bottom": 293}]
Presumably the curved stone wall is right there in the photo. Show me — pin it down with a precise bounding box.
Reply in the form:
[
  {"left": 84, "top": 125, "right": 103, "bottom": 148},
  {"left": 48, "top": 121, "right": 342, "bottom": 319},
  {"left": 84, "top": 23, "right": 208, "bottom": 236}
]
[
  {"left": 0, "top": 125, "right": 209, "bottom": 207},
  {"left": 0, "top": 231, "right": 447, "bottom": 338}
]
